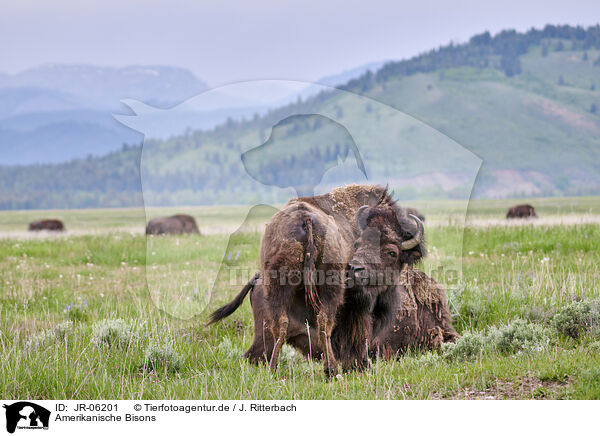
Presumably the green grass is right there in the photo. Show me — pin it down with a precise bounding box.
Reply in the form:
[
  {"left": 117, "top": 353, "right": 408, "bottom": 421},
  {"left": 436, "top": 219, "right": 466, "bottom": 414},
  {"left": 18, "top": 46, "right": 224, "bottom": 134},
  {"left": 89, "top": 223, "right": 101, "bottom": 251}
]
[{"left": 1, "top": 197, "right": 600, "bottom": 399}]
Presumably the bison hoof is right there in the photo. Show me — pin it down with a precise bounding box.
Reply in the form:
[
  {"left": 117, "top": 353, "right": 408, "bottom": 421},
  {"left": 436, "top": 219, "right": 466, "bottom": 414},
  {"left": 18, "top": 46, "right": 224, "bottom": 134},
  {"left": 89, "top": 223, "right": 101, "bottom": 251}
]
[
  {"left": 342, "top": 358, "right": 371, "bottom": 374},
  {"left": 244, "top": 350, "right": 269, "bottom": 366},
  {"left": 323, "top": 364, "right": 339, "bottom": 379}
]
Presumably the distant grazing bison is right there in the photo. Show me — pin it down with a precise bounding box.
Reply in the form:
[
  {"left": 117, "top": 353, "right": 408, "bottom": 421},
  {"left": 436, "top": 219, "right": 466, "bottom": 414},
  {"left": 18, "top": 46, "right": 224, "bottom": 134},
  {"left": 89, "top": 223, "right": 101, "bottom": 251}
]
[
  {"left": 28, "top": 219, "right": 65, "bottom": 232},
  {"left": 506, "top": 204, "right": 537, "bottom": 219},
  {"left": 145, "top": 214, "right": 200, "bottom": 235},
  {"left": 208, "top": 185, "right": 436, "bottom": 374}
]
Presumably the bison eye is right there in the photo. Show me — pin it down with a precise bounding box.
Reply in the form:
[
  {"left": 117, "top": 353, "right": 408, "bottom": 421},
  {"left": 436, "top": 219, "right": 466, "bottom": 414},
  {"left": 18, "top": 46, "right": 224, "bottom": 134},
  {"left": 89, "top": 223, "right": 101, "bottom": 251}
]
[
  {"left": 387, "top": 251, "right": 397, "bottom": 257},
  {"left": 354, "top": 241, "right": 360, "bottom": 250}
]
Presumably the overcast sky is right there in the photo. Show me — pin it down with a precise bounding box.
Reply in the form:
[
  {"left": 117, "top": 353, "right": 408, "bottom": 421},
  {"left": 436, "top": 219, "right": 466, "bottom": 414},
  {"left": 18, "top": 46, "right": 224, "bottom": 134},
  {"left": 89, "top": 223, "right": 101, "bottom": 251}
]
[{"left": 1, "top": 0, "right": 598, "bottom": 86}]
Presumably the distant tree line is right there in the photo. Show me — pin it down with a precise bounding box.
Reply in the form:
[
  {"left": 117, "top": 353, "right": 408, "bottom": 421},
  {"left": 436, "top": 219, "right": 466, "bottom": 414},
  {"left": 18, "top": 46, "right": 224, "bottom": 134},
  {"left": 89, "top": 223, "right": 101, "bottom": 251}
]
[{"left": 341, "top": 24, "right": 600, "bottom": 91}]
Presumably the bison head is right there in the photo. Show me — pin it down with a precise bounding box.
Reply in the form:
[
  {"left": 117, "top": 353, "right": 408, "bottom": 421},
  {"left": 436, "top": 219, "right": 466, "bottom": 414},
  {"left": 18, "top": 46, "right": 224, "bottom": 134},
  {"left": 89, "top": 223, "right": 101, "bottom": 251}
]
[{"left": 348, "top": 205, "right": 425, "bottom": 292}]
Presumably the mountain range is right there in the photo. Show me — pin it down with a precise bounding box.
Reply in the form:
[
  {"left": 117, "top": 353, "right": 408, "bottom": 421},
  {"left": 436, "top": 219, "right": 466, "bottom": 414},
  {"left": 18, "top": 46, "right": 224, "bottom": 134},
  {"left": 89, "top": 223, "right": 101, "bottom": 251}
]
[
  {"left": 1, "top": 24, "right": 599, "bottom": 209},
  {"left": 0, "top": 63, "right": 384, "bottom": 165}
]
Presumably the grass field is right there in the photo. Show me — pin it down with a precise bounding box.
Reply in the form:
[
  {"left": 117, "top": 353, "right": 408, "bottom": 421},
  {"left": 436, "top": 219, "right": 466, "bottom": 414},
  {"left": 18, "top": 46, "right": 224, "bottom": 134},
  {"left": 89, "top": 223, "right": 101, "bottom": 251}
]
[{"left": 1, "top": 196, "right": 600, "bottom": 399}]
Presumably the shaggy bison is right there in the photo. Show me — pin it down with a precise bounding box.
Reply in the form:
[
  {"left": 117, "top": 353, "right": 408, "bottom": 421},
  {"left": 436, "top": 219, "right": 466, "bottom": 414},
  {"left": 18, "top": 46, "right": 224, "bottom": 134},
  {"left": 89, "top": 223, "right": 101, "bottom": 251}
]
[
  {"left": 506, "top": 204, "right": 537, "bottom": 219},
  {"left": 209, "top": 191, "right": 456, "bottom": 370},
  {"left": 28, "top": 219, "right": 65, "bottom": 232},
  {"left": 209, "top": 185, "right": 430, "bottom": 374},
  {"left": 146, "top": 214, "right": 200, "bottom": 235},
  {"left": 210, "top": 185, "right": 394, "bottom": 376},
  {"left": 344, "top": 200, "right": 456, "bottom": 358},
  {"left": 330, "top": 204, "right": 426, "bottom": 371},
  {"left": 212, "top": 265, "right": 457, "bottom": 371}
]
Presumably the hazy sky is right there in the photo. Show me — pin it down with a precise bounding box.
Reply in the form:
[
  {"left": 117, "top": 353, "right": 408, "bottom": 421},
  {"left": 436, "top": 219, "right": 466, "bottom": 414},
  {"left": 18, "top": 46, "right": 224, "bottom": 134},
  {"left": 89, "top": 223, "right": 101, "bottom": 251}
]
[{"left": 1, "top": 0, "right": 598, "bottom": 86}]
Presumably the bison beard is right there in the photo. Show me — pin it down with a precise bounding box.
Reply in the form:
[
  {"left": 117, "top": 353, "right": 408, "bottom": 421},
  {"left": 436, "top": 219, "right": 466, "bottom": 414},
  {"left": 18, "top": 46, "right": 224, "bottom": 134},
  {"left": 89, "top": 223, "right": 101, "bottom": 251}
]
[{"left": 331, "top": 284, "right": 400, "bottom": 372}]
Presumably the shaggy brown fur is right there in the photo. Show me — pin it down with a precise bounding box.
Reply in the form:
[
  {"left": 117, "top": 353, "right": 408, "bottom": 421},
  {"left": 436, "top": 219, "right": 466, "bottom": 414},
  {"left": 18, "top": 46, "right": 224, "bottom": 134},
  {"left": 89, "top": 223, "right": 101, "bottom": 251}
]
[
  {"left": 506, "top": 204, "right": 537, "bottom": 219},
  {"left": 28, "top": 219, "right": 65, "bottom": 231},
  {"left": 328, "top": 198, "right": 427, "bottom": 370},
  {"left": 209, "top": 186, "right": 430, "bottom": 373},
  {"left": 348, "top": 200, "right": 456, "bottom": 358},
  {"left": 372, "top": 266, "right": 458, "bottom": 358},
  {"left": 146, "top": 214, "right": 200, "bottom": 235},
  {"left": 210, "top": 184, "right": 393, "bottom": 376}
]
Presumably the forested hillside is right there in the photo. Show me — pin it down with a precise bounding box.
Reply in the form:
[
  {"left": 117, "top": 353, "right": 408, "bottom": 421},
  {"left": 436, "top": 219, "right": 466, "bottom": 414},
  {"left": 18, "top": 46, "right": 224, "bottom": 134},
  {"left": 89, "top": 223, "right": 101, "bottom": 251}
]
[{"left": 2, "top": 25, "right": 600, "bottom": 209}]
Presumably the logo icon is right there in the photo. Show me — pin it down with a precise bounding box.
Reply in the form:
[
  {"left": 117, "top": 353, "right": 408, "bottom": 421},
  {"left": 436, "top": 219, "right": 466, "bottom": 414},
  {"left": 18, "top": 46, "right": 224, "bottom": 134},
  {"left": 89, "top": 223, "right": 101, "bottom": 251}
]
[{"left": 3, "top": 402, "right": 50, "bottom": 434}]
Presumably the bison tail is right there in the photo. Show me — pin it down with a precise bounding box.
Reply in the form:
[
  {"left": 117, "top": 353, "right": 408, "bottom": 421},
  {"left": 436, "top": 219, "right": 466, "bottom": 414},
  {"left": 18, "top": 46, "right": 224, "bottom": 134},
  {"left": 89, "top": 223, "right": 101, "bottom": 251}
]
[
  {"left": 303, "top": 216, "right": 321, "bottom": 310},
  {"left": 206, "top": 272, "right": 260, "bottom": 325}
]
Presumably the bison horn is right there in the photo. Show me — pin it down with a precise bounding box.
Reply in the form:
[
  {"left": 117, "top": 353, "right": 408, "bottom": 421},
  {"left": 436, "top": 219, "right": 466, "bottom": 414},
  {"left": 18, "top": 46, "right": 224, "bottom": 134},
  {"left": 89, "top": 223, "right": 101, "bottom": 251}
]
[
  {"left": 356, "top": 205, "right": 370, "bottom": 230},
  {"left": 401, "top": 214, "right": 424, "bottom": 251}
]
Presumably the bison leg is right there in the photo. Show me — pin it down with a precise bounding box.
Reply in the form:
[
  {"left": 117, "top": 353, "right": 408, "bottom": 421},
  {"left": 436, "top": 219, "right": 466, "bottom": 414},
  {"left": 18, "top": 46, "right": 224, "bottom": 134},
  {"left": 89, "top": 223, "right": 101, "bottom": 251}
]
[
  {"left": 264, "top": 280, "right": 295, "bottom": 372},
  {"left": 269, "top": 314, "right": 289, "bottom": 371},
  {"left": 287, "top": 327, "right": 322, "bottom": 360},
  {"left": 244, "top": 319, "right": 274, "bottom": 365},
  {"left": 242, "top": 282, "right": 275, "bottom": 365},
  {"left": 317, "top": 310, "right": 338, "bottom": 377}
]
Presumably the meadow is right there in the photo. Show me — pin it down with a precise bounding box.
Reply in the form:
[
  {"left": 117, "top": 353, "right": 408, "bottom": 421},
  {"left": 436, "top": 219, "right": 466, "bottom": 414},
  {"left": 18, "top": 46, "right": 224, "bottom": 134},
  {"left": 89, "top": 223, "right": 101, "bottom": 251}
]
[{"left": 1, "top": 196, "right": 599, "bottom": 399}]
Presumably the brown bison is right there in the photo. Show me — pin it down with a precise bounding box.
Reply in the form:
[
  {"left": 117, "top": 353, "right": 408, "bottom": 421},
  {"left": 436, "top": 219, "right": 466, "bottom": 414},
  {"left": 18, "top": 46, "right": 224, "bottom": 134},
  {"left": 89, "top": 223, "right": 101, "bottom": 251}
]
[
  {"left": 209, "top": 192, "right": 456, "bottom": 370},
  {"left": 28, "top": 219, "right": 65, "bottom": 232},
  {"left": 146, "top": 214, "right": 200, "bottom": 235},
  {"left": 212, "top": 266, "right": 457, "bottom": 370},
  {"left": 209, "top": 185, "right": 426, "bottom": 374},
  {"left": 329, "top": 203, "right": 426, "bottom": 371},
  {"left": 338, "top": 199, "right": 456, "bottom": 365},
  {"left": 210, "top": 185, "right": 393, "bottom": 375},
  {"left": 506, "top": 204, "right": 537, "bottom": 219}
]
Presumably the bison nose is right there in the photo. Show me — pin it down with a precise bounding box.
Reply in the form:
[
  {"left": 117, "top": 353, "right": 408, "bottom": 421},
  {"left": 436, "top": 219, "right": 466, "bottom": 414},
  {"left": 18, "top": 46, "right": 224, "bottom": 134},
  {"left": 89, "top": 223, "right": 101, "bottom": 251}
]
[{"left": 348, "top": 262, "right": 364, "bottom": 273}]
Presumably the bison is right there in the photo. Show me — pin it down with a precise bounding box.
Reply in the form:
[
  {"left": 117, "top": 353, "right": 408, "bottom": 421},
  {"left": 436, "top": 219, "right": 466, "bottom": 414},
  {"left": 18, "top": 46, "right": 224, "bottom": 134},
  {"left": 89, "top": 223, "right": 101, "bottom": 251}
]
[
  {"left": 506, "top": 204, "right": 537, "bottom": 219},
  {"left": 211, "top": 264, "right": 457, "bottom": 371},
  {"left": 208, "top": 185, "right": 426, "bottom": 374},
  {"left": 209, "top": 185, "right": 394, "bottom": 376},
  {"left": 145, "top": 214, "right": 200, "bottom": 235},
  {"left": 333, "top": 199, "right": 452, "bottom": 368},
  {"left": 209, "top": 192, "right": 456, "bottom": 370},
  {"left": 28, "top": 219, "right": 65, "bottom": 232}
]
